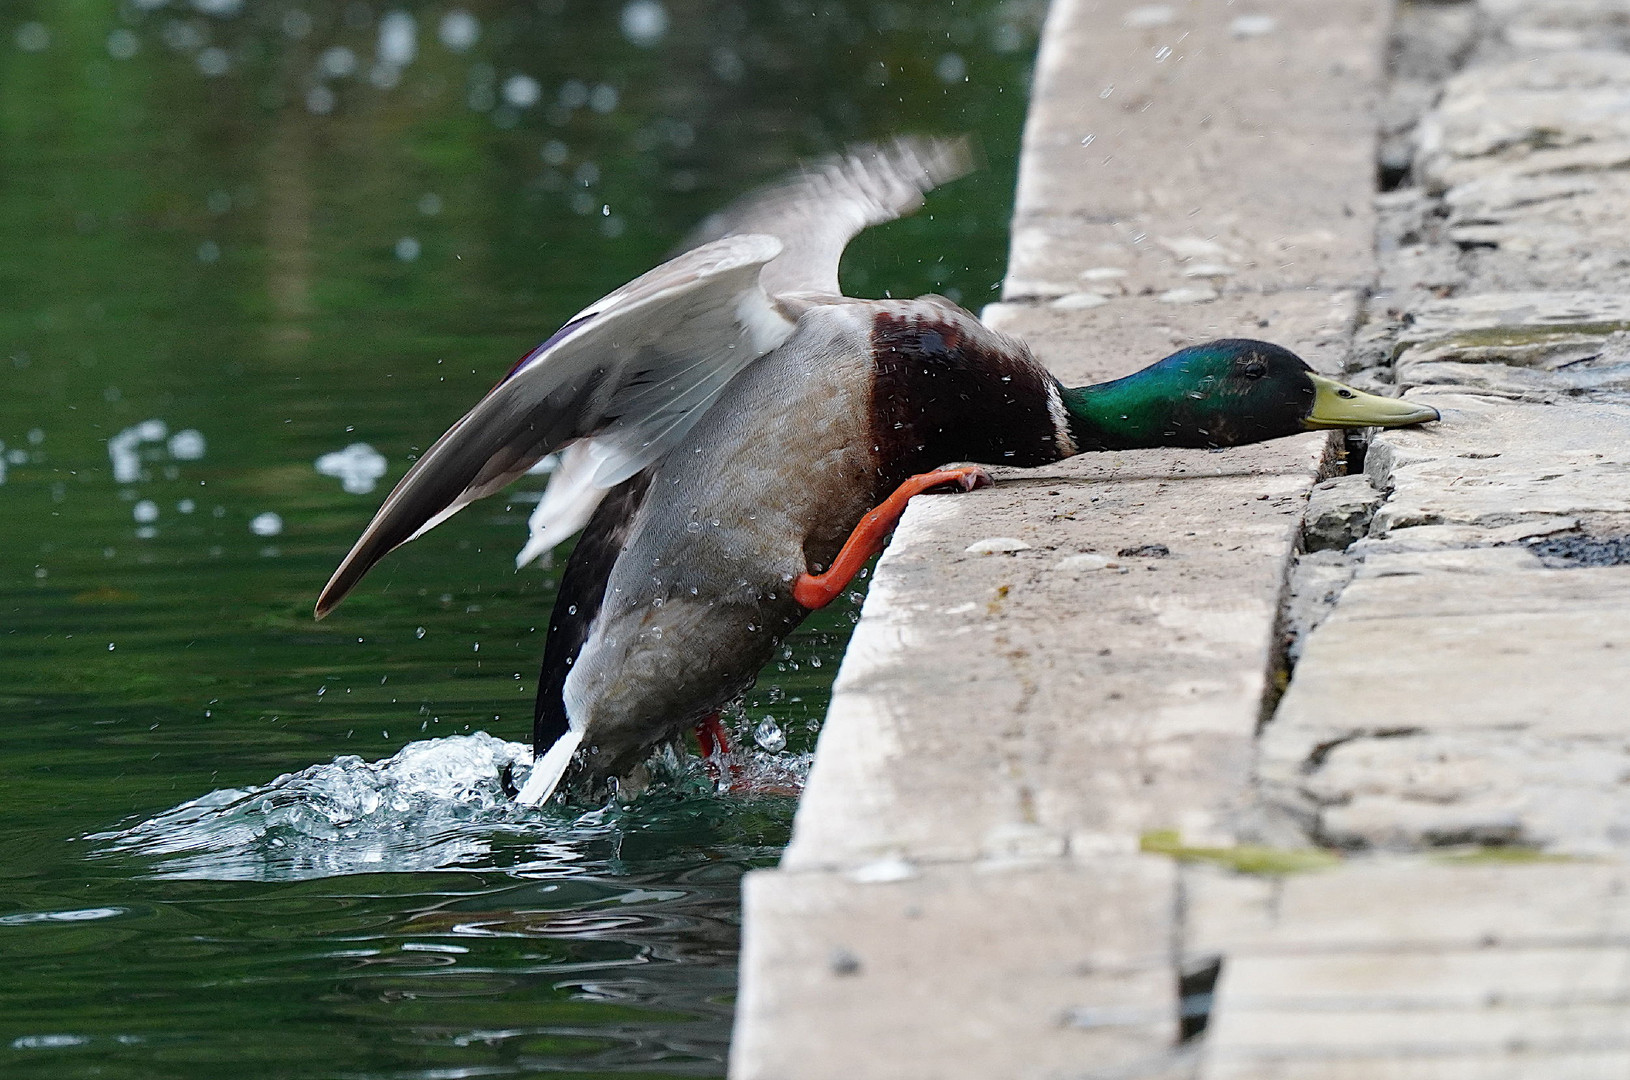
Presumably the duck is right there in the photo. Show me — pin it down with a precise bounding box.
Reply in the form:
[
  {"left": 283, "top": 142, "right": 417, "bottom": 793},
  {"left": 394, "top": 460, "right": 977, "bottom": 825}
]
[{"left": 314, "top": 137, "right": 1439, "bottom": 806}]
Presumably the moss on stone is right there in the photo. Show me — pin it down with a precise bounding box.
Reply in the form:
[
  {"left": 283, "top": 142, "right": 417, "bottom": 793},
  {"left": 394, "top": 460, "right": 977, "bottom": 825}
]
[
  {"left": 1139, "top": 830, "right": 1340, "bottom": 875},
  {"left": 1431, "top": 845, "right": 1585, "bottom": 866},
  {"left": 1414, "top": 321, "right": 1630, "bottom": 353}
]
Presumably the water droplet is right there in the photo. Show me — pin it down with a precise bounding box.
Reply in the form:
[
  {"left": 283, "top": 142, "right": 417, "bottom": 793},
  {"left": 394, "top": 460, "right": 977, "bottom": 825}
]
[
  {"left": 754, "top": 718, "right": 786, "bottom": 753},
  {"left": 502, "top": 73, "right": 541, "bottom": 108},
  {"left": 320, "top": 45, "right": 358, "bottom": 79},
  {"left": 588, "top": 84, "right": 618, "bottom": 114},
  {"left": 168, "top": 429, "right": 206, "bottom": 459},
  {"left": 249, "top": 511, "right": 283, "bottom": 537},
  {"left": 316, "top": 442, "right": 387, "bottom": 494},
  {"left": 621, "top": 1, "right": 669, "bottom": 47},
  {"left": 377, "top": 10, "right": 417, "bottom": 67},
  {"left": 1230, "top": 14, "right": 1277, "bottom": 37},
  {"left": 107, "top": 28, "right": 139, "bottom": 60},
  {"left": 558, "top": 79, "right": 589, "bottom": 109},
  {"left": 196, "top": 46, "right": 231, "bottom": 78},
  {"left": 16, "top": 22, "right": 50, "bottom": 53},
  {"left": 438, "top": 9, "right": 480, "bottom": 52}
]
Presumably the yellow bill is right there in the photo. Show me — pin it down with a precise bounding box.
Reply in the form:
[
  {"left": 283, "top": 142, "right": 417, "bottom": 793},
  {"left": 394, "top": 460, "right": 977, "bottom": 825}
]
[{"left": 1303, "top": 373, "right": 1440, "bottom": 430}]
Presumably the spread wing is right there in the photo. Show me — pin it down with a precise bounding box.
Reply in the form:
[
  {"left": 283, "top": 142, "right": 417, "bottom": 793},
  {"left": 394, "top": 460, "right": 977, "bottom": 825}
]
[
  {"left": 682, "top": 135, "right": 975, "bottom": 298},
  {"left": 318, "top": 137, "right": 978, "bottom": 615},
  {"left": 316, "top": 234, "right": 787, "bottom": 617},
  {"left": 510, "top": 136, "right": 978, "bottom": 568}
]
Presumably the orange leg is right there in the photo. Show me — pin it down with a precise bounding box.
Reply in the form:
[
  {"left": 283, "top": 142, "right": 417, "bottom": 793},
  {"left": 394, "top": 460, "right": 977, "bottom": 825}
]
[
  {"left": 793, "top": 466, "right": 993, "bottom": 610},
  {"left": 695, "top": 712, "right": 732, "bottom": 759},
  {"left": 694, "top": 712, "right": 746, "bottom": 786}
]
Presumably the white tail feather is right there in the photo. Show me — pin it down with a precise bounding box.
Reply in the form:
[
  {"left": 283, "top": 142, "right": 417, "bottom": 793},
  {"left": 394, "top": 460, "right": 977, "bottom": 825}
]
[{"left": 515, "top": 729, "right": 583, "bottom": 807}]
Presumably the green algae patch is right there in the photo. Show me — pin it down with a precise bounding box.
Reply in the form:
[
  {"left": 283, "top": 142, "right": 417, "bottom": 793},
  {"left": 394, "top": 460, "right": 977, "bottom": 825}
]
[
  {"left": 1415, "top": 322, "right": 1630, "bottom": 352},
  {"left": 1139, "top": 830, "right": 1340, "bottom": 875},
  {"left": 1431, "top": 845, "right": 1589, "bottom": 866}
]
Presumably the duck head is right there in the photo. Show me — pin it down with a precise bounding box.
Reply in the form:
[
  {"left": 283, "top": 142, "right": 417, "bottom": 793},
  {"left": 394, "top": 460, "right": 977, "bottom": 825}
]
[{"left": 1059, "top": 339, "right": 1439, "bottom": 451}]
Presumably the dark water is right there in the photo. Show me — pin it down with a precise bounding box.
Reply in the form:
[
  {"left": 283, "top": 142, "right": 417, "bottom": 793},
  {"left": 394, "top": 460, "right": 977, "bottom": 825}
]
[{"left": 0, "top": 2, "right": 1030, "bottom": 1075}]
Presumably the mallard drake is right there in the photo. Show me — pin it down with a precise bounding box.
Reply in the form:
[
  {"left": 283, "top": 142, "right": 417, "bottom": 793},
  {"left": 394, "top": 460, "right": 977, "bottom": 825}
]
[{"left": 315, "top": 138, "right": 1437, "bottom": 806}]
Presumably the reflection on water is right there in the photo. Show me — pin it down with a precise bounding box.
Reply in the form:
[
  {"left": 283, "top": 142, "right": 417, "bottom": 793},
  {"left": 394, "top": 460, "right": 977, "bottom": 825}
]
[{"left": 0, "top": 0, "right": 1030, "bottom": 1074}]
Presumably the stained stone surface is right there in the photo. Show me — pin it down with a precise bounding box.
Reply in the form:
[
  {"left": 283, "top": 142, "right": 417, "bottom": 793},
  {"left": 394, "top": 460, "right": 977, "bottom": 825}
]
[
  {"left": 1216, "top": 3, "right": 1630, "bottom": 1074},
  {"left": 1262, "top": 399, "right": 1630, "bottom": 853},
  {"left": 1004, "top": 0, "right": 1385, "bottom": 302},
  {"left": 731, "top": 0, "right": 1390, "bottom": 1074},
  {"left": 1302, "top": 475, "right": 1383, "bottom": 552},
  {"left": 738, "top": 0, "right": 1630, "bottom": 1076},
  {"left": 1200, "top": 863, "right": 1630, "bottom": 1079},
  {"left": 732, "top": 858, "right": 1180, "bottom": 1080}
]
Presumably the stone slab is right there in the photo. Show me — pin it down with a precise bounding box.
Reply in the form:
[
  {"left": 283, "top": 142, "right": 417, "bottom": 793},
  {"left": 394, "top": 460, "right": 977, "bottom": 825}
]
[
  {"left": 1005, "top": 0, "right": 1385, "bottom": 301},
  {"left": 1364, "top": 394, "right": 1630, "bottom": 535},
  {"left": 1482, "top": 0, "right": 1630, "bottom": 55},
  {"left": 783, "top": 464, "right": 1309, "bottom": 869},
  {"left": 1214, "top": 1000, "right": 1630, "bottom": 1051},
  {"left": 1389, "top": 294, "right": 1630, "bottom": 398},
  {"left": 1198, "top": 864, "right": 1630, "bottom": 1079},
  {"left": 730, "top": 858, "right": 1181, "bottom": 1080},
  {"left": 1258, "top": 565, "right": 1630, "bottom": 847},
  {"left": 1417, "top": 52, "right": 1630, "bottom": 193},
  {"left": 1205, "top": 1052, "right": 1630, "bottom": 1080},
  {"left": 735, "top": 0, "right": 1397, "bottom": 1073},
  {"left": 1219, "top": 945, "right": 1630, "bottom": 1003},
  {"left": 1307, "top": 732, "right": 1630, "bottom": 852},
  {"left": 1414, "top": 50, "right": 1630, "bottom": 292},
  {"left": 1215, "top": 862, "right": 1630, "bottom": 951}
]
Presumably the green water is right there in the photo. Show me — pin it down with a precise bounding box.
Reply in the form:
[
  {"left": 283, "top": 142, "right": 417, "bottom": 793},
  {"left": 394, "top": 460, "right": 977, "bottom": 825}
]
[{"left": 0, "top": 2, "right": 1031, "bottom": 1075}]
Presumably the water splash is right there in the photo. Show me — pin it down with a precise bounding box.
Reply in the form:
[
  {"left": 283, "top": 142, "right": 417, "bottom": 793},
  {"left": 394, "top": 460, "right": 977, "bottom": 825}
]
[
  {"left": 90, "top": 733, "right": 539, "bottom": 881},
  {"left": 88, "top": 732, "right": 807, "bottom": 882},
  {"left": 315, "top": 441, "right": 388, "bottom": 493}
]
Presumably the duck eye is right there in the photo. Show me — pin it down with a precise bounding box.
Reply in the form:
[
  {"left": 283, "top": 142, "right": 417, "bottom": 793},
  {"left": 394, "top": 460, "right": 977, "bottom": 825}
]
[{"left": 1242, "top": 360, "right": 1267, "bottom": 379}]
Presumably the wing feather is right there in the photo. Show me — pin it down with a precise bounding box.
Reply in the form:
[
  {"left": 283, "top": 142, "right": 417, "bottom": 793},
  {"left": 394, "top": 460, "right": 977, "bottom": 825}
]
[
  {"left": 316, "top": 234, "right": 786, "bottom": 617},
  {"left": 681, "top": 135, "right": 975, "bottom": 298}
]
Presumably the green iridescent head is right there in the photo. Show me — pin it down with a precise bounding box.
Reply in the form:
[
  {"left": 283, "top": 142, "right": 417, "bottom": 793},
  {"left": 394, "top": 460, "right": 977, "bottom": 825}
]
[{"left": 1060, "top": 339, "right": 1438, "bottom": 452}]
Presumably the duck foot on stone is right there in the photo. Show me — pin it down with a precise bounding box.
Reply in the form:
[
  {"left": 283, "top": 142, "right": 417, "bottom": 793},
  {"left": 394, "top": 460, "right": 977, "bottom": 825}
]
[{"left": 793, "top": 465, "right": 993, "bottom": 609}]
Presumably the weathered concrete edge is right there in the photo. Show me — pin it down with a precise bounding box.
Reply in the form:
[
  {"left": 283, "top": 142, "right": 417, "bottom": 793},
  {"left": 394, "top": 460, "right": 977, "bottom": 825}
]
[{"left": 730, "top": 0, "right": 1389, "bottom": 1075}]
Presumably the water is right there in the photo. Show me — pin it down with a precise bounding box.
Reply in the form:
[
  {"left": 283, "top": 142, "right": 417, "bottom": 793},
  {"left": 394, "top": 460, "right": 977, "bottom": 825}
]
[{"left": 0, "top": 2, "right": 1031, "bottom": 1075}]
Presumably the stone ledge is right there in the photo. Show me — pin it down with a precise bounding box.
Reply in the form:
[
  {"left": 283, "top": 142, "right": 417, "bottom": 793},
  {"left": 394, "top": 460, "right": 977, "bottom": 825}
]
[
  {"left": 730, "top": 857, "right": 1182, "bottom": 1080},
  {"left": 732, "top": 0, "right": 1390, "bottom": 1074},
  {"left": 1004, "top": 0, "right": 1385, "bottom": 302},
  {"left": 1197, "top": 862, "right": 1630, "bottom": 1079}
]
